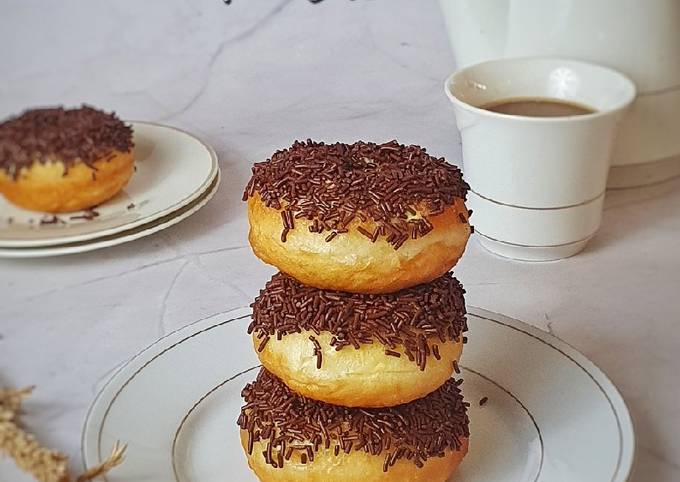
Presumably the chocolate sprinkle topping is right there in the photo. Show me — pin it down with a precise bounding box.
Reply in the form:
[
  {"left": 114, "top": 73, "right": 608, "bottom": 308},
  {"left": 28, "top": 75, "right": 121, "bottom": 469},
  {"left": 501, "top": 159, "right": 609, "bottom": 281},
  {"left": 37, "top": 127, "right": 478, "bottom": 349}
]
[
  {"left": 249, "top": 272, "right": 467, "bottom": 371},
  {"left": 243, "top": 140, "right": 468, "bottom": 248},
  {"left": 238, "top": 369, "right": 470, "bottom": 471},
  {"left": 0, "top": 106, "right": 133, "bottom": 178}
]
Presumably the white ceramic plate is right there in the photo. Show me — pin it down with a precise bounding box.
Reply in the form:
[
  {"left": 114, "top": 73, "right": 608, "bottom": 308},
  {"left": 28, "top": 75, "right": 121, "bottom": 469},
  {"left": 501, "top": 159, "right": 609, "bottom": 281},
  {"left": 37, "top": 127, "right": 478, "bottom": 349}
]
[
  {"left": 0, "top": 122, "right": 218, "bottom": 248},
  {"left": 0, "top": 170, "right": 219, "bottom": 258},
  {"left": 82, "top": 307, "right": 634, "bottom": 482}
]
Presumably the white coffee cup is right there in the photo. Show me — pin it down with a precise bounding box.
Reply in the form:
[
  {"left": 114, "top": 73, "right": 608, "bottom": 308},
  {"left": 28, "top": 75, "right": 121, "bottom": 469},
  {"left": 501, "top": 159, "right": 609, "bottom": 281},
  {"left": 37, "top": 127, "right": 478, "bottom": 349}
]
[
  {"left": 445, "top": 58, "right": 636, "bottom": 261},
  {"left": 439, "top": 0, "right": 680, "bottom": 188}
]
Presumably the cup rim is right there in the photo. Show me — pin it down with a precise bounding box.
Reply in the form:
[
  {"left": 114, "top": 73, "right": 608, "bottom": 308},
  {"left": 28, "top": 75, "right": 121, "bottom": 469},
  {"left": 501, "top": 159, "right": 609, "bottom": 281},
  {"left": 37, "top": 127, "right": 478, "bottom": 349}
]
[{"left": 444, "top": 56, "right": 637, "bottom": 123}]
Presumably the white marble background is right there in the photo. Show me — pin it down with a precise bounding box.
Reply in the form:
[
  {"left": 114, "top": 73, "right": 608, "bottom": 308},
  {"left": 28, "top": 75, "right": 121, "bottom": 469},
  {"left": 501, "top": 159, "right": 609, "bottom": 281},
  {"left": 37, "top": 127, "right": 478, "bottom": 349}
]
[{"left": 0, "top": 0, "right": 679, "bottom": 480}]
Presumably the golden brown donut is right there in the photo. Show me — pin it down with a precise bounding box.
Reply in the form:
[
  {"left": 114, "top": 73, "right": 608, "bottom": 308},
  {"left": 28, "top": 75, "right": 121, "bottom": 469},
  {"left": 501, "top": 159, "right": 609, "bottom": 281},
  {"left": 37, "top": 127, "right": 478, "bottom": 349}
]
[
  {"left": 247, "top": 195, "right": 470, "bottom": 294},
  {"left": 0, "top": 106, "right": 134, "bottom": 212},
  {"left": 0, "top": 150, "right": 134, "bottom": 213},
  {"left": 254, "top": 330, "right": 463, "bottom": 408},
  {"left": 242, "top": 435, "right": 468, "bottom": 482},
  {"left": 238, "top": 369, "right": 470, "bottom": 482},
  {"left": 243, "top": 140, "right": 470, "bottom": 294},
  {"left": 249, "top": 272, "right": 467, "bottom": 407}
]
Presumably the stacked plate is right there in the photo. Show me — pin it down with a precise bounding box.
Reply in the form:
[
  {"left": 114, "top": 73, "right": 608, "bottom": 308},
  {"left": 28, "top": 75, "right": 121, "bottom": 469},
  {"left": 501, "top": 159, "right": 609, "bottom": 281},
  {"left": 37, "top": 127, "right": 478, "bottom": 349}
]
[{"left": 0, "top": 122, "right": 220, "bottom": 258}]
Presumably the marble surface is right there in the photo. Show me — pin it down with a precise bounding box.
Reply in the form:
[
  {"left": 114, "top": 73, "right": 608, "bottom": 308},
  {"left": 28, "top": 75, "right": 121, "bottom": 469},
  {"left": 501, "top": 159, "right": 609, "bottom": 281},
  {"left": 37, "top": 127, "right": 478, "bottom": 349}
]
[{"left": 0, "top": 1, "right": 678, "bottom": 480}]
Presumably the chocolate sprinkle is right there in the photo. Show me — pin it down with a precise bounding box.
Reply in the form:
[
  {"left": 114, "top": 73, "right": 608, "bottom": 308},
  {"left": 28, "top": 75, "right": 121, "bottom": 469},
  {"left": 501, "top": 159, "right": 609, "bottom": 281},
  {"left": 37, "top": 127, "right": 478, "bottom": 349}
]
[
  {"left": 479, "top": 396, "right": 489, "bottom": 407},
  {"left": 69, "top": 208, "right": 100, "bottom": 221},
  {"left": 249, "top": 272, "right": 467, "bottom": 371},
  {"left": 243, "top": 140, "right": 468, "bottom": 248},
  {"left": 238, "top": 369, "right": 469, "bottom": 471},
  {"left": 309, "top": 335, "right": 323, "bottom": 369},
  {"left": 39, "top": 215, "right": 65, "bottom": 225},
  {"left": 0, "top": 106, "right": 133, "bottom": 178}
]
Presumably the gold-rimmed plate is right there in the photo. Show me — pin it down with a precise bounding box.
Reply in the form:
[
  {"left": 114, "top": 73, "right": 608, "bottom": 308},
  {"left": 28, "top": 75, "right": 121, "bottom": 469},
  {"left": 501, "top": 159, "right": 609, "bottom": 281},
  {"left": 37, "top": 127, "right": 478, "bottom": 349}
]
[
  {"left": 82, "top": 307, "right": 634, "bottom": 482},
  {"left": 0, "top": 170, "right": 219, "bottom": 258}
]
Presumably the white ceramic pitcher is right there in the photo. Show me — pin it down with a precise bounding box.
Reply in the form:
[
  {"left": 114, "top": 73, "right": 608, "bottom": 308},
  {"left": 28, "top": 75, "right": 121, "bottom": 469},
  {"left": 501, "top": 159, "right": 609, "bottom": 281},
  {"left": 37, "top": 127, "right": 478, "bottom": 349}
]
[{"left": 439, "top": 0, "right": 680, "bottom": 187}]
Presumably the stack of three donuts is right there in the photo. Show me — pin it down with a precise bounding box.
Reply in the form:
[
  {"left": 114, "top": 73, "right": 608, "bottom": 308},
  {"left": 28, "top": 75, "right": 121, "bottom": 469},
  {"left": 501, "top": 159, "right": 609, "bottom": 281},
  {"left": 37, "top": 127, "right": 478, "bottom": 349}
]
[{"left": 238, "top": 140, "right": 473, "bottom": 481}]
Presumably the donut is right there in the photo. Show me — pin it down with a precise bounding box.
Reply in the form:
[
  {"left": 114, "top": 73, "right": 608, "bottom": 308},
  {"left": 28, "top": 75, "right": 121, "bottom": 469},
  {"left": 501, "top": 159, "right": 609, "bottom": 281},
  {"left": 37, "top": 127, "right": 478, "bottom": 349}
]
[
  {"left": 249, "top": 272, "right": 467, "bottom": 407},
  {"left": 0, "top": 106, "right": 134, "bottom": 212},
  {"left": 238, "top": 369, "right": 469, "bottom": 482},
  {"left": 243, "top": 140, "right": 470, "bottom": 294}
]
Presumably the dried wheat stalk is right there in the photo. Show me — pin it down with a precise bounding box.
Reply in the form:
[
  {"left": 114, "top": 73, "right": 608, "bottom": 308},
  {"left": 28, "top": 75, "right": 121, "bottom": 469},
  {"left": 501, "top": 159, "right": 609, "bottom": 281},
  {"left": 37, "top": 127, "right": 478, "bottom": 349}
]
[{"left": 1, "top": 386, "right": 126, "bottom": 482}]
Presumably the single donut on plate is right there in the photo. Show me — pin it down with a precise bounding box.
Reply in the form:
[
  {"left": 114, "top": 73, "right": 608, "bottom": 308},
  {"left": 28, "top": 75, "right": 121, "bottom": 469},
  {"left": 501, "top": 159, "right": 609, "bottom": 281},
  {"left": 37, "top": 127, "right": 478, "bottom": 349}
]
[
  {"left": 0, "top": 105, "right": 134, "bottom": 213},
  {"left": 243, "top": 139, "right": 470, "bottom": 294},
  {"left": 249, "top": 271, "right": 467, "bottom": 408},
  {"left": 238, "top": 369, "right": 469, "bottom": 482}
]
